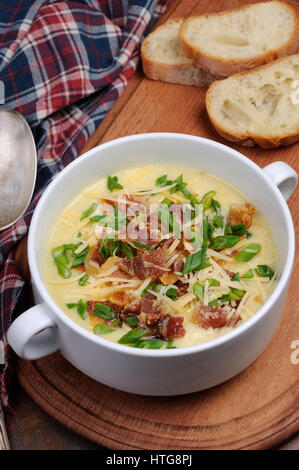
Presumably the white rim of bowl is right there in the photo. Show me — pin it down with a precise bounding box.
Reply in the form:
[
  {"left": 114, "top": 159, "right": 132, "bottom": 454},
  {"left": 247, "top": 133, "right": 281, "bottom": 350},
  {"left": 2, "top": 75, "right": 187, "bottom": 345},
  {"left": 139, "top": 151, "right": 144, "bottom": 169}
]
[{"left": 28, "top": 133, "right": 295, "bottom": 357}]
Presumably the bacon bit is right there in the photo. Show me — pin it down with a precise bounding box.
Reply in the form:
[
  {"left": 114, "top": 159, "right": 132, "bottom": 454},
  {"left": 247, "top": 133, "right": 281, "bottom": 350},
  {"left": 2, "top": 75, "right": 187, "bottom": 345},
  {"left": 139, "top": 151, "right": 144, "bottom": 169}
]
[
  {"left": 160, "top": 272, "right": 179, "bottom": 285},
  {"left": 75, "top": 264, "right": 86, "bottom": 272},
  {"left": 160, "top": 238, "right": 175, "bottom": 250},
  {"left": 141, "top": 298, "right": 156, "bottom": 314},
  {"left": 228, "top": 202, "right": 255, "bottom": 229},
  {"left": 162, "top": 316, "right": 185, "bottom": 340},
  {"left": 193, "top": 305, "right": 228, "bottom": 329},
  {"left": 230, "top": 249, "right": 239, "bottom": 257},
  {"left": 224, "top": 269, "right": 235, "bottom": 280},
  {"left": 120, "top": 247, "right": 166, "bottom": 280},
  {"left": 103, "top": 198, "right": 117, "bottom": 207},
  {"left": 140, "top": 297, "right": 161, "bottom": 315},
  {"left": 91, "top": 242, "right": 104, "bottom": 266},
  {"left": 146, "top": 312, "right": 163, "bottom": 327},
  {"left": 145, "top": 248, "right": 166, "bottom": 274},
  {"left": 98, "top": 256, "right": 128, "bottom": 278},
  {"left": 173, "top": 255, "right": 185, "bottom": 274},
  {"left": 87, "top": 300, "right": 97, "bottom": 314},
  {"left": 108, "top": 291, "right": 129, "bottom": 306},
  {"left": 124, "top": 297, "right": 142, "bottom": 314},
  {"left": 175, "top": 280, "right": 189, "bottom": 297}
]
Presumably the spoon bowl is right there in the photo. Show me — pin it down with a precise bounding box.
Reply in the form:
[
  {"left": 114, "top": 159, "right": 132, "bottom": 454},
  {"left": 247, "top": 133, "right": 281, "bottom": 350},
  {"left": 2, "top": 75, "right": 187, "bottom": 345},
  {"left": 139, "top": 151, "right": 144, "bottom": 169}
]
[{"left": 0, "top": 110, "right": 37, "bottom": 231}]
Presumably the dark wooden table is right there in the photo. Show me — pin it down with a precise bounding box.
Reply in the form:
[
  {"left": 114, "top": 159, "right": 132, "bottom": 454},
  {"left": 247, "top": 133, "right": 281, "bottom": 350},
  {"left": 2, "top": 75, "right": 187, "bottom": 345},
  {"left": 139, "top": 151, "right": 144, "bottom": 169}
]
[{"left": 7, "top": 378, "right": 299, "bottom": 449}]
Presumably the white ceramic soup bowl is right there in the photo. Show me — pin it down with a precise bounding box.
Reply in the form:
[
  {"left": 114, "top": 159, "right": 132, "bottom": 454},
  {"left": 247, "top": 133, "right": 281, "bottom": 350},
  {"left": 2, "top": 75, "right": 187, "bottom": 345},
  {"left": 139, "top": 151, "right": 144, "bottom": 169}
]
[{"left": 8, "top": 133, "right": 297, "bottom": 396}]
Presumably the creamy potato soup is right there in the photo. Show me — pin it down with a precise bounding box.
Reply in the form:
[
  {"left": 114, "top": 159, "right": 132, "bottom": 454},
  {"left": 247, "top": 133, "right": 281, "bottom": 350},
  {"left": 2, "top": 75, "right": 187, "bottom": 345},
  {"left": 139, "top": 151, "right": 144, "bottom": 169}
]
[{"left": 44, "top": 164, "right": 278, "bottom": 349}]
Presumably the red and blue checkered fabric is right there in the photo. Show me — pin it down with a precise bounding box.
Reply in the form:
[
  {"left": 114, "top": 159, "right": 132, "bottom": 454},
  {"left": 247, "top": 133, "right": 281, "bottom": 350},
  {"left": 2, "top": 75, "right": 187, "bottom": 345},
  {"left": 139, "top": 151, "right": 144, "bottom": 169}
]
[{"left": 0, "top": 0, "right": 172, "bottom": 415}]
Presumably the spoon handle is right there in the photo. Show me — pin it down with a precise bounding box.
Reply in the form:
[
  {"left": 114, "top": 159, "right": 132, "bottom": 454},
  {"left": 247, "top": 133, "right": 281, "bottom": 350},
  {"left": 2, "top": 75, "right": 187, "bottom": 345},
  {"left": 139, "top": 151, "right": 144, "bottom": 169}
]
[{"left": 0, "top": 402, "right": 10, "bottom": 450}]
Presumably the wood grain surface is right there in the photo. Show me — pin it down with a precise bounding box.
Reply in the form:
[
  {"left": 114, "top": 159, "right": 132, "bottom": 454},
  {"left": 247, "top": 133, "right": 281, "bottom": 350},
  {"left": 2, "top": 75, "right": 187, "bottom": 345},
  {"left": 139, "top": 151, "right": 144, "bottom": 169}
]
[{"left": 16, "top": 0, "right": 299, "bottom": 450}]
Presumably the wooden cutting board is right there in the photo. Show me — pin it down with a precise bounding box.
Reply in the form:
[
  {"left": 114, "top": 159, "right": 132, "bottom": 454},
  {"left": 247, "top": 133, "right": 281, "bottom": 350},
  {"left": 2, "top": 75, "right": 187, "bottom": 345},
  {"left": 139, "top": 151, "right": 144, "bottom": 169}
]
[{"left": 16, "top": 0, "right": 299, "bottom": 450}]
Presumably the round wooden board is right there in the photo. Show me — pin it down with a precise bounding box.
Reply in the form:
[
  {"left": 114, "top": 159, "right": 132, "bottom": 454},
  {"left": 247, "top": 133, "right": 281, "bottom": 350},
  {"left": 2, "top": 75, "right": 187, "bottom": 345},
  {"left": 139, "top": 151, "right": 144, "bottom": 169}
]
[
  {"left": 17, "top": 334, "right": 299, "bottom": 450},
  {"left": 15, "top": 0, "right": 299, "bottom": 451}
]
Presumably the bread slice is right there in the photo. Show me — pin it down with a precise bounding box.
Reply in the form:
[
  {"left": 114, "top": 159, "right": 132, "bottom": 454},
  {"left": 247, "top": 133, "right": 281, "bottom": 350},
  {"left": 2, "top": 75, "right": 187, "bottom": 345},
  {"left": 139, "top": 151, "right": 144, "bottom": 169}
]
[
  {"left": 141, "top": 18, "right": 217, "bottom": 87},
  {"left": 205, "top": 54, "right": 299, "bottom": 148},
  {"left": 180, "top": 1, "right": 299, "bottom": 77}
]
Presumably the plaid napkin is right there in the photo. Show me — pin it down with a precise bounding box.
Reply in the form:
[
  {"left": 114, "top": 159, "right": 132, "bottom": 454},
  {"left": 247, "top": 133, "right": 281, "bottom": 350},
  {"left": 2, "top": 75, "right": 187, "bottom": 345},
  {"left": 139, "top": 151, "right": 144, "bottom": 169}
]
[{"left": 0, "top": 0, "right": 172, "bottom": 417}]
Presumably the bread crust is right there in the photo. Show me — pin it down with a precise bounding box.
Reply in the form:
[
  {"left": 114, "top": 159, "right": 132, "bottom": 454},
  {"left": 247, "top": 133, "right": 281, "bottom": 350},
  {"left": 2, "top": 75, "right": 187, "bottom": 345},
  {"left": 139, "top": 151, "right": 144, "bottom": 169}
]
[
  {"left": 205, "top": 55, "right": 299, "bottom": 149},
  {"left": 180, "top": 1, "right": 299, "bottom": 78},
  {"left": 141, "top": 18, "right": 217, "bottom": 87}
]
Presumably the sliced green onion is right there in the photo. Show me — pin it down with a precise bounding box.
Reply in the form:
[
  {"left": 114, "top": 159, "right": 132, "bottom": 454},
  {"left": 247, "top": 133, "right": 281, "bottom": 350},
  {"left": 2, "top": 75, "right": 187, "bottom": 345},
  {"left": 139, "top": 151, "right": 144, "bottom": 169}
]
[
  {"left": 133, "top": 241, "right": 155, "bottom": 250},
  {"left": 93, "top": 303, "right": 116, "bottom": 320},
  {"left": 166, "top": 339, "right": 176, "bottom": 349},
  {"left": 211, "top": 235, "right": 240, "bottom": 251},
  {"left": 225, "top": 224, "right": 250, "bottom": 236},
  {"left": 183, "top": 244, "right": 210, "bottom": 274},
  {"left": 241, "top": 269, "right": 254, "bottom": 279},
  {"left": 80, "top": 203, "right": 97, "bottom": 221},
  {"left": 93, "top": 324, "right": 115, "bottom": 335},
  {"left": 78, "top": 274, "right": 89, "bottom": 286},
  {"left": 66, "top": 303, "right": 78, "bottom": 309},
  {"left": 77, "top": 299, "right": 87, "bottom": 320},
  {"left": 208, "top": 288, "right": 245, "bottom": 307},
  {"left": 125, "top": 316, "right": 139, "bottom": 327},
  {"left": 211, "top": 198, "right": 221, "bottom": 214},
  {"left": 200, "top": 191, "right": 216, "bottom": 211},
  {"left": 208, "top": 278, "right": 220, "bottom": 287},
  {"left": 107, "top": 175, "right": 123, "bottom": 192},
  {"left": 235, "top": 243, "right": 261, "bottom": 262},
  {"left": 111, "top": 318, "right": 121, "bottom": 327},
  {"left": 118, "top": 328, "right": 150, "bottom": 344},
  {"left": 232, "top": 272, "right": 240, "bottom": 282},
  {"left": 67, "top": 299, "right": 88, "bottom": 320},
  {"left": 141, "top": 280, "right": 162, "bottom": 298},
  {"left": 193, "top": 282, "right": 204, "bottom": 303},
  {"left": 71, "top": 245, "right": 89, "bottom": 268},
  {"left": 134, "top": 339, "right": 165, "bottom": 349},
  {"left": 56, "top": 262, "right": 71, "bottom": 279},
  {"left": 89, "top": 215, "right": 107, "bottom": 223},
  {"left": 213, "top": 215, "right": 224, "bottom": 228},
  {"left": 161, "top": 197, "right": 171, "bottom": 207},
  {"left": 255, "top": 264, "right": 274, "bottom": 279},
  {"left": 165, "top": 287, "right": 178, "bottom": 301},
  {"left": 52, "top": 246, "right": 71, "bottom": 279},
  {"left": 156, "top": 175, "right": 173, "bottom": 187},
  {"left": 120, "top": 242, "right": 136, "bottom": 258},
  {"left": 241, "top": 265, "right": 274, "bottom": 280},
  {"left": 203, "top": 214, "right": 215, "bottom": 243}
]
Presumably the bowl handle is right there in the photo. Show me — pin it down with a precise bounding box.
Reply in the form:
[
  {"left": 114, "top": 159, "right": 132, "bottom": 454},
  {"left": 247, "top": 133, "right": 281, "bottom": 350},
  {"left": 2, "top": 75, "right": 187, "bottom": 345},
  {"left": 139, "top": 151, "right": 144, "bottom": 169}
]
[
  {"left": 263, "top": 162, "right": 298, "bottom": 201},
  {"left": 7, "top": 304, "right": 59, "bottom": 360}
]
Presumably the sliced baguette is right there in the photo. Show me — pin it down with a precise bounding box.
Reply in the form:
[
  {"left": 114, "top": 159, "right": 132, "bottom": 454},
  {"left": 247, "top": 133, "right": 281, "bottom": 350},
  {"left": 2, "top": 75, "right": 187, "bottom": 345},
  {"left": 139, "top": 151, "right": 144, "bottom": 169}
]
[
  {"left": 141, "top": 18, "right": 217, "bottom": 87},
  {"left": 180, "top": 1, "right": 299, "bottom": 77},
  {"left": 205, "top": 54, "right": 299, "bottom": 148}
]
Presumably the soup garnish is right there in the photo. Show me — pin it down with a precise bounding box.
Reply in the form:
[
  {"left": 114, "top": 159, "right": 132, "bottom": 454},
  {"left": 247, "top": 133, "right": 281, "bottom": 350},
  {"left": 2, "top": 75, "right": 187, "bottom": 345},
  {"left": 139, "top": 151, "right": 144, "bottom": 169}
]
[{"left": 45, "top": 165, "right": 277, "bottom": 349}]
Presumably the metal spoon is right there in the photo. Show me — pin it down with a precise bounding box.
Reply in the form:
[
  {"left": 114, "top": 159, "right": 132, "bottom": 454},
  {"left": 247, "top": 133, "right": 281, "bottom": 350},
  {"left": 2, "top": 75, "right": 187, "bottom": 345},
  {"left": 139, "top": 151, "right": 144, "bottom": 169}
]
[
  {"left": 0, "top": 110, "right": 36, "bottom": 448},
  {"left": 0, "top": 110, "right": 37, "bottom": 231}
]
